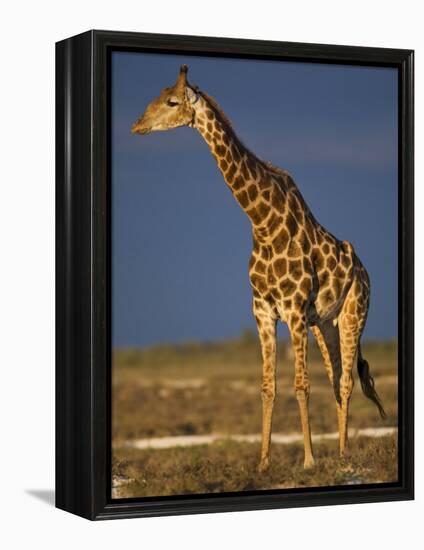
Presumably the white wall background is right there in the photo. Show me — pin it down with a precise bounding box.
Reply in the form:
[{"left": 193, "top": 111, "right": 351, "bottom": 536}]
[{"left": 0, "top": 1, "right": 421, "bottom": 547}]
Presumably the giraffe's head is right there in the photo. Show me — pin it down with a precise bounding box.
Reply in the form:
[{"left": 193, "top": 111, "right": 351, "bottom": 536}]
[{"left": 131, "top": 65, "right": 198, "bottom": 135}]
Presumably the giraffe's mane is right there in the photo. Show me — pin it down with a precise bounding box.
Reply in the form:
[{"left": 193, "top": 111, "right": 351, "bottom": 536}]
[
  {"left": 197, "top": 90, "right": 233, "bottom": 129},
  {"left": 198, "top": 89, "right": 289, "bottom": 180}
]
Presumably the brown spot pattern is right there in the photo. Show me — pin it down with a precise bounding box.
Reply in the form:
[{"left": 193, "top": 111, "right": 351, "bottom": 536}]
[
  {"left": 280, "top": 278, "right": 296, "bottom": 296},
  {"left": 289, "top": 260, "right": 303, "bottom": 280},
  {"left": 286, "top": 213, "right": 298, "bottom": 237},
  {"left": 272, "top": 228, "right": 289, "bottom": 253},
  {"left": 226, "top": 164, "right": 237, "bottom": 184},
  {"left": 287, "top": 240, "right": 302, "bottom": 258},
  {"left": 274, "top": 258, "right": 287, "bottom": 277},
  {"left": 326, "top": 255, "right": 337, "bottom": 271},
  {"left": 215, "top": 144, "right": 226, "bottom": 157},
  {"left": 233, "top": 175, "right": 245, "bottom": 190},
  {"left": 256, "top": 260, "right": 266, "bottom": 274},
  {"left": 237, "top": 190, "right": 249, "bottom": 208},
  {"left": 248, "top": 184, "right": 258, "bottom": 201}
]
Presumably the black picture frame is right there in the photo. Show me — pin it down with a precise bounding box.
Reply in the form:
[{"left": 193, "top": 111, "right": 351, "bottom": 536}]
[{"left": 55, "top": 29, "right": 414, "bottom": 520}]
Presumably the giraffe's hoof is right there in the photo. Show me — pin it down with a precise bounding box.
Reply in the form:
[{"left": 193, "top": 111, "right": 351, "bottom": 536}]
[
  {"left": 258, "top": 458, "right": 270, "bottom": 473},
  {"left": 304, "top": 456, "right": 315, "bottom": 469}
]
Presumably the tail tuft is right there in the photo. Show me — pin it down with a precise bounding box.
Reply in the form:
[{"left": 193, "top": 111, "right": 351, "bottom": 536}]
[{"left": 357, "top": 344, "right": 387, "bottom": 419}]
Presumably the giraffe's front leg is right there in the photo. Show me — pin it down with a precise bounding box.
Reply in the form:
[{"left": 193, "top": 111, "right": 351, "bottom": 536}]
[
  {"left": 288, "top": 313, "right": 315, "bottom": 469},
  {"left": 253, "top": 295, "right": 277, "bottom": 473}
]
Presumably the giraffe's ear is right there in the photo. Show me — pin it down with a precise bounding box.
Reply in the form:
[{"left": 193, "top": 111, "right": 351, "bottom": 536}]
[{"left": 185, "top": 86, "right": 199, "bottom": 104}]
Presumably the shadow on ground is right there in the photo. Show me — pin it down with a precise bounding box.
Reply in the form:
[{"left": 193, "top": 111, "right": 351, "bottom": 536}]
[{"left": 26, "top": 489, "right": 55, "bottom": 507}]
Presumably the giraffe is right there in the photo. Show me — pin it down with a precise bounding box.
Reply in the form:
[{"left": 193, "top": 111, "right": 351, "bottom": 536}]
[{"left": 131, "top": 65, "right": 386, "bottom": 470}]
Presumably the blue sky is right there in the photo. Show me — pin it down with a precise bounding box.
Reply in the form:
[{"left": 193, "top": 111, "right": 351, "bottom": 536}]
[{"left": 111, "top": 52, "right": 398, "bottom": 347}]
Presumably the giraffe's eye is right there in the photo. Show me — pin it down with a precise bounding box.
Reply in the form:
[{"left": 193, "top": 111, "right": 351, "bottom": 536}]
[{"left": 167, "top": 99, "right": 179, "bottom": 107}]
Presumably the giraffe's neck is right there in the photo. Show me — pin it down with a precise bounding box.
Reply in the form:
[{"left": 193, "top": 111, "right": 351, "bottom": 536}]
[{"left": 192, "top": 93, "right": 305, "bottom": 242}]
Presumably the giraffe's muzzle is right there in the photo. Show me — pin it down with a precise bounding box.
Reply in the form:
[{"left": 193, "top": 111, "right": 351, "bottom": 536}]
[{"left": 131, "top": 120, "right": 151, "bottom": 135}]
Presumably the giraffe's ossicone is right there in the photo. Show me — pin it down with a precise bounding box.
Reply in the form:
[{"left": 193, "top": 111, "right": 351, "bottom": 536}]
[{"left": 132, "top": 65, "right": 386, "bottom": 470}]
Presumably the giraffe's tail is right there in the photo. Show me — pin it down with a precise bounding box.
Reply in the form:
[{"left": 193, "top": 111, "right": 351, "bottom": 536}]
[{"left": 357, "top": 342, "right": 387, "bottom": 419}]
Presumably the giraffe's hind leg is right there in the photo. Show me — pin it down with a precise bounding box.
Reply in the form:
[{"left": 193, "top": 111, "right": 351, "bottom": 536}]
[
  {"left": 337, "top": 278, "right": 368, "bottom": 456},
  {"left": 311, "top": 323, "right": 348, "bottom": 455},
  {"left": 310, "top": 323, "right": 342, "bottom": 404},
  {"left": 310, "top": 326, "right": 333, "bottom": 386}
]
